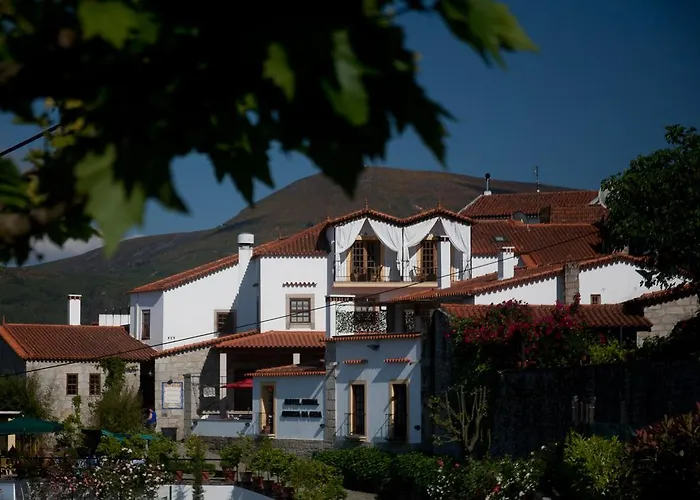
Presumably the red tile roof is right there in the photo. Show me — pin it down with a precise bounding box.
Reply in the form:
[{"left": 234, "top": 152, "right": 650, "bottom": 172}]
[
  {"left": 343, "top": 359, "right": 368, "bottom": 364},
  {"left": 325, "top": 333, "right": 421, "bottom": 342},
  {"left": 0, "top": 323, "right": 155, "bottom": 362},
  {"left": 331, "top": 206, "right": 474, "bottom": 227},
  {"left": 217, "top": 330, "right": 326, "bottom": 349},
  {"left": 384, "top": 358, "right": 412, "bottom": 363},
  {"left": 442, "top": 303, "right": 652, "bottom": 330},
  {"left": 625, "top": 283, "right": 698, "bottom": 308},
  {"left": 472, "top": 221, "right": 603, "bottom": 264},
  {"left": 247, "top": 363, "right": 326, "bottom": 377},
  {"left": 154, "top": 330, "right": 259, "bottom": 358},
  {"left": 461, "top": 191, "right": 599, "bottom": 219},
  {"left": 540, "top": 205, "right": 607, "bottom": 224}
]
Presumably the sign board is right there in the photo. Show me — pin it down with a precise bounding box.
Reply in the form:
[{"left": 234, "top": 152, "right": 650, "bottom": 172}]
[
  {"left": 202, "top": 386, "right": 216, "bottom": 398},
  {"left": 162, "top": 381, "right": 184, "bottom": 410}
]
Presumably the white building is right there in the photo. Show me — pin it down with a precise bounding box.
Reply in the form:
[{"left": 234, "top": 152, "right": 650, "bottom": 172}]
[{"left": 128, "top": 205, "right": 668, "bottom": 450}]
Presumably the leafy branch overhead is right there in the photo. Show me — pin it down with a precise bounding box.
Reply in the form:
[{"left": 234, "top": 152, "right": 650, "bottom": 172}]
[{"left": 0, "top": 0, "right": 536, "bottom": 262}]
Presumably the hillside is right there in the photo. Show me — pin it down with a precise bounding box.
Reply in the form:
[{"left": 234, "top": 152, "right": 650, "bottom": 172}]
[{"left": 0, "top": 167, "right": 569, "bottom": 324}]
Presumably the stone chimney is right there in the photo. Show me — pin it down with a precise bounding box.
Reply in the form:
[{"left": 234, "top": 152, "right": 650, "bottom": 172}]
[
  {"left": 238, "top": 233, "right": 255, "bottom": 269},
  {"left": 497, "top": 247, "right": 516, "bottom": 280},
  {"left": 563, "top": 262, "right": 580, "bottom": 304},
  {"left": 292, "top": 352, "right": 301, "bottom": 365},
  {"left": 67, "top": 294, "right": 82, "bottom": 325},
  {"left": 437, "top": 236, "right": 452, "bottom": 289}
]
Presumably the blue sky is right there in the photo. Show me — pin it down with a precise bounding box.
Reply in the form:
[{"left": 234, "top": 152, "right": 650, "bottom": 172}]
[{"left": 1, "top": 0, "right": 698, "bottom": 257}]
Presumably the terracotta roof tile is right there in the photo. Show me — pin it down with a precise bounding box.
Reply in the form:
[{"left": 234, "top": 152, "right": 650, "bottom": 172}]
[
  {"left": 540, "top": 205, "right": 607, "bottom": 224},
  {"left": 472, "top": 221, "right": 603, "bottom": 264},
  {"left": 442, "top": 303, "right": 652, "bottom": 330},
  {"left": 331, "top": 206, "right": 474, "bottom": 227},
  {"left": 154, "top": 330, "right": 259, "bottom": 358},
  {"left": 255, "top": 222, "right": 330, "bottom": 258},
  {"left": 384, "top": 358, "right": 412, "bottom": 363},
  {"left": 217, "top": 330, "right": 326, "bottom": 349},
  {"left": 625, "top": 283, "right": 698, "bottom": 308},
  {"left": 325, "top": 333, "right": 421, "bottom": 342},
  {"left": 343, "top": 359, "right": 368, "bottom": 364},
  {"left": 462, "top": 191, "right": 598, "bottom": 219},
  {"left": 0, "top": 324, "right": 155, "bottom": 362},
  {"left": 247, "top": 363, "right": 326, "bottom": 377}
]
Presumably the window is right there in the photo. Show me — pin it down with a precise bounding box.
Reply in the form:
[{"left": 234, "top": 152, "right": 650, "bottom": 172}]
[
  {"left": 590, "top": 294, "right": 601, "bottom": 305},
  {"left": 351, "top": 240, "right": 381, "bottom": 281},
  {"left": 215, "top": 311, "right": 236, "bottom": 334},
  {"left": 89, "top": 373, "right": 102, "bottom": 396},
  {"left": 420, "top": 239, "right": 437, "bottom": 280},
  {"left": 289, "top": 298, "right": 311, "bottom": 324},
  {"left": 350, "top": 384, "right": 366, "bottom": 436},
  {"left": 141, "top": 309, "right": 151, "bottom": 340},
  {"left": 389, "top": 383, "right": 408, "bottom": 441},
  {"left": 66, "top": 374, "right": 79, "bottom": 396}
]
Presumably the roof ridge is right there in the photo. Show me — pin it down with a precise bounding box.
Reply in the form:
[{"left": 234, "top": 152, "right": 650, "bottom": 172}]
[{"left": 5, "top": 323, "right": 128, "bottom": 329}]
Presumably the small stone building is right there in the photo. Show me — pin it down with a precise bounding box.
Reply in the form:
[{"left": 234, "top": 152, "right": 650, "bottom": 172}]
[{"left": 0, "top": 322, "right": 155, "bottom": 422}]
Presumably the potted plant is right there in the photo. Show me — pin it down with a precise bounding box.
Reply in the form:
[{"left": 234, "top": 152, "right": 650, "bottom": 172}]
[
  {"left": 269, "top": 449, "right": 295, "bottom": 498},
  {"left": 219, "top": 441, "right": 243, "bottom": 483},
  {"left": 239, "top": 436, "right": 255, "bottom": 485},
  {"left": 251, "top": 439, "right": 273, "bottom": 492}
]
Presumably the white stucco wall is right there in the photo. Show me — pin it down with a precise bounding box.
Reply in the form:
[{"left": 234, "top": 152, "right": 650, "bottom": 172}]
[
  {"left": 259, "top": 257, "right": 328, "bottom": 332},
  {"left": 471, "top": 256, "right": 526, "bottom": 278},
  {"left": 578, "top": 262, "right": 663, "bottom": 304},
  {"left": 251, "top": 375, "right": 326, "bottom": 441},
  {"left": 129, "top": 292, "right": 164, "bottom": 345},
  {"left": 334, "top": 338, "right": 422, "bottom": 444},
  {"left": 474, "top": 276, "right": 558, "bottom": 305}
]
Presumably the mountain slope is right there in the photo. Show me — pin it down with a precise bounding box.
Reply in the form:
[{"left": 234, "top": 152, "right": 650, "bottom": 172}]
[{"left": 0, "top": 167, "right": 570, "bottom": 324}]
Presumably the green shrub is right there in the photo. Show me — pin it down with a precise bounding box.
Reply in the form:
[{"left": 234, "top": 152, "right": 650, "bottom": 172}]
[
  {"left": 289, "top": 458, "right": 347, "bottom": 500},
  {"left": 626, "top": 403, "right": 700, "bottom": 499},
  {"left": 586, "top": 337, "right": 631, "bottom": 364},
  {"left": 219, "top": 441, "right": 243, "bottom": 468},
  {"left": 314, "top": 446, "right": 392, "bottom": 492},
  {"left": 378, "top": 452, "right": 440, "bottom": 498},
  {"left": 563, "top": 433, "right": 628, "bottom": 499}
]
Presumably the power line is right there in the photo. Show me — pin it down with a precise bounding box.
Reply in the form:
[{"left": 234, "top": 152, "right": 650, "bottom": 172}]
[
  {"left": 0, "top": 124, "right": 61, "bottom": 158},
  {"left": 1, "top": 229, "right": 601, "bottom": 379}
]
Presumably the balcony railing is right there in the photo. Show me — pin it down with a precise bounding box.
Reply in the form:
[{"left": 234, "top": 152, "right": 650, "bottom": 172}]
[
  {"left": 345, "top": 412, "right": 366, "bottom": 437},
  {"left": 257, "top": 412, "right": 275, "bottom": 435},
  {"left": 385, "top": 412, "right": 408, "bottom": 441},
  {"left": 336, "top": 310, "right": 387, "bottom": 335},
  {"left": 349, "top": 266, "right": 391, "bottom": 282}
]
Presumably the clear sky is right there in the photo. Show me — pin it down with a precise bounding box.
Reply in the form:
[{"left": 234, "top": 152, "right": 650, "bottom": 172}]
[{"left": 1, "top": 0, "right": 698, "bottom": 260}]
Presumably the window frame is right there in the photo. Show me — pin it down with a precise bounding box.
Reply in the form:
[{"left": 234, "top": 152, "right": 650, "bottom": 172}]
[
  {"left": 66, "top": 373, "right": 79, "bottom": 396},
  {"left": 347, "top": 237, "right": 384, "bottom": 281},
  {"left": 388, "top": 380, "right": 409, "bottom": 441},
  {"left": 141, "top": 309, "right": 151, "bottom": 340},
  {"left": 286, "top": 295, "right": 314, "bottom": 329},
  {"left": 417, "top": 237, "right": 438, "bottom": 280},
  {"left": 214, "top": 310, "right": 236, "bottom": 334},
  {"left": 349, "top": 381, "right": 368, "bottom": 438},
  {"left": 89, "top": 373, "right": 102, "bottom": 396},
  {"left": 590, "top": 294, "right": 602, "bottom": 305}
]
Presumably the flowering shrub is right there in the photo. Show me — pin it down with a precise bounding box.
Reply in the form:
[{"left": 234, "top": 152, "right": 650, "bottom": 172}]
[
  {"left": 447, "top": 298, "right": 588, "bottom": 371},
  {"left": 485, "top": 455, "right": 543, "bottom": 500},
  {"left": 426, "top": 459, "right": 458, "bottom": 499}
]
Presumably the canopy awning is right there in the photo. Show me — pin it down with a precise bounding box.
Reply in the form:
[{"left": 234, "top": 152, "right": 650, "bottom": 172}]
[
  {"left": 224, "top": 378, "right": 253, "bottom": 389},
  {"left": 100, "top": 430, "right": 155, "bottom": 441},
  {"left": 0, "top": 416, "right": 63, "bottom": 435}
]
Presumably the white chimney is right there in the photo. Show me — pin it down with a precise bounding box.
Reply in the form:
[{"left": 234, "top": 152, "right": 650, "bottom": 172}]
[
  {"left": 238, "top": 233, "right": 255, "bottom": 269},
  {"left": 292, "top": 352, "right": 301, "bottom": 365},
  {"left": 67, "top": 294, "right": 82, "bottom": 325},
  {"left": 497, "top": 247, "right": 516, "bottom": 281},
  {"left": 437, "top": 236, "right": 452, "bottom": 289},
  {"left": 484, "top": 172, "right": 492, "bottom": 196}
]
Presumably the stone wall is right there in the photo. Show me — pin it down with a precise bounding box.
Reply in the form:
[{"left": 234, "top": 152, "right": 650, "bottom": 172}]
[
  {"left": 200, "top": 436, "right": 330, "bottom": 458},
  {"left": 323, "top": 343, "right": 336, "bottom": 445},
  {"left": 637, "top": 294, "right": 699, "bottom": 345},
  {"left": 491, "top": 360, "right": 700, "bottom": 457},
  {"left": 28, "top": 360, "right": 141, "bottom": 422},
  {"left": 563, "top": 263, "right": 580, "bottom": 304}
]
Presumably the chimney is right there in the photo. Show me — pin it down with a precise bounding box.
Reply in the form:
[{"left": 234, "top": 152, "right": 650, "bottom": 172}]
[
  {"left": 67, "top": 294, "right": 82, "bottom": 325},
  {"left": 497, "top": 247, "right": 515, "bottom": 280},
  {"left": 238, "top": 233, "right": 255, "bottom": 269},
  {"left": 437, "top": 236, "right": 452, "bottom": 289},
  {"left": 292, "top": 353, "right": 301, "bottom": 365},
  {"left": 563, "top": 262, "right": 580, "bottom": 304},
  {"left": 484, "top": 173, "right": 492, "bottom": 196}
]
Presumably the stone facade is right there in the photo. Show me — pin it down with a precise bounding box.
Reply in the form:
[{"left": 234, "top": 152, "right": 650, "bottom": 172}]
[
  {"left": 323, "top": 343, "right": 337, "bottom": 445},
  {"left": 637, "top": 294, "right": 700, "bottom": 345},
  {"left": 563, "top": 262, "right": 580, "bottom": 304},
  {"left": 29, "top": 360, "right": 141, "bottom": 422},
  {"left": 200, "top": 436, "right": 329, "bottom": 458}
]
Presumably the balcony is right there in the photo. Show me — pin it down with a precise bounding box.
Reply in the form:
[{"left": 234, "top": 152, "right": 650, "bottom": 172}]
[
  {"left": 385, "top": 412, "right": 408, "bottom": 441},
  {"left": 345, "top": 412, "right": 366, "bottom": 438},
  {"left": 336, "top": 309, "right": 387, "bottom": 335}
]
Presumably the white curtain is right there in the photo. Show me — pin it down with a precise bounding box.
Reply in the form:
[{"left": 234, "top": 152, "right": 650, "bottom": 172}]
[
  {"left": 441, "top": 218, "right": 471, "bottom": 279},
  {"left": 368, "top": 219, "right": 403, "bottom": 276},
  {"left": 402, "top": 217, "right": 438, "bottom": 280},
  {"left": 332, "top": 218, "right": 366, "bottom": 279}
]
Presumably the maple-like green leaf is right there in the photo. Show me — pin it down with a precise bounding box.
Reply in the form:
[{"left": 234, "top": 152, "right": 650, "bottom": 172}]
[
  {"left": 324, "top": 30, "right": 370, "bottom": 126},
  {"left": 74, "top": 144, "right": 145, "bottom": 254},
  {"left": 77, "top": 0, "right": 158, "bottom": 49},
  {"left": 263, "top": 43, "right": 295, "bottom": 101}
]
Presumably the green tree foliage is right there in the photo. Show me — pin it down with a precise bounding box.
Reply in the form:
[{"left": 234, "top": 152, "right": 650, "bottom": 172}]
[
  {"left": 602, "top": 125, "right": 700, "bottom": 288},
  {"left": 0, "top": 0, "right": 536, "bottom": 262},
  {"left": 89, "top": 358, "right": 144, "bottom": 432},
  {"left": 0, "top": 373, "right": 53, "bottom": 419}
]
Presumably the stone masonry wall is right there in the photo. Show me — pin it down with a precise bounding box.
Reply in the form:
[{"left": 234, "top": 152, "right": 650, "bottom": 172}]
[
  {"left": 155, "top": 348, "right": 218, "bottom": 440},
  {"left": 323, "top": 342, "right": 337, "bottom": 445},
  {"left": 637, "top": 295, "right": 700, "bottom": 345},
  {"left": 563, "top": 263, "right": 580, "bottom": 304},
  {"left": 200, "top": 436, "right": 330, "bottom": 458},
  {"left": 29, "top": 360, "right": 140, "bottom": 422}
]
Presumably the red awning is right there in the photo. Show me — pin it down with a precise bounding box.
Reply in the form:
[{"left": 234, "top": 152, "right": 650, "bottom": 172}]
[{"left": 224, "top": 379, "right": 253, "bottom": 389}]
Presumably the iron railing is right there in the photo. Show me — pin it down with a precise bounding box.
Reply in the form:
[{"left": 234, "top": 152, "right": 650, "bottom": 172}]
[
  {"left": 386, "top": 412, "right": 408, "bottom": 441},
  {"left": 345, "top": 412, "right": 366, "bottom": 437}
]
